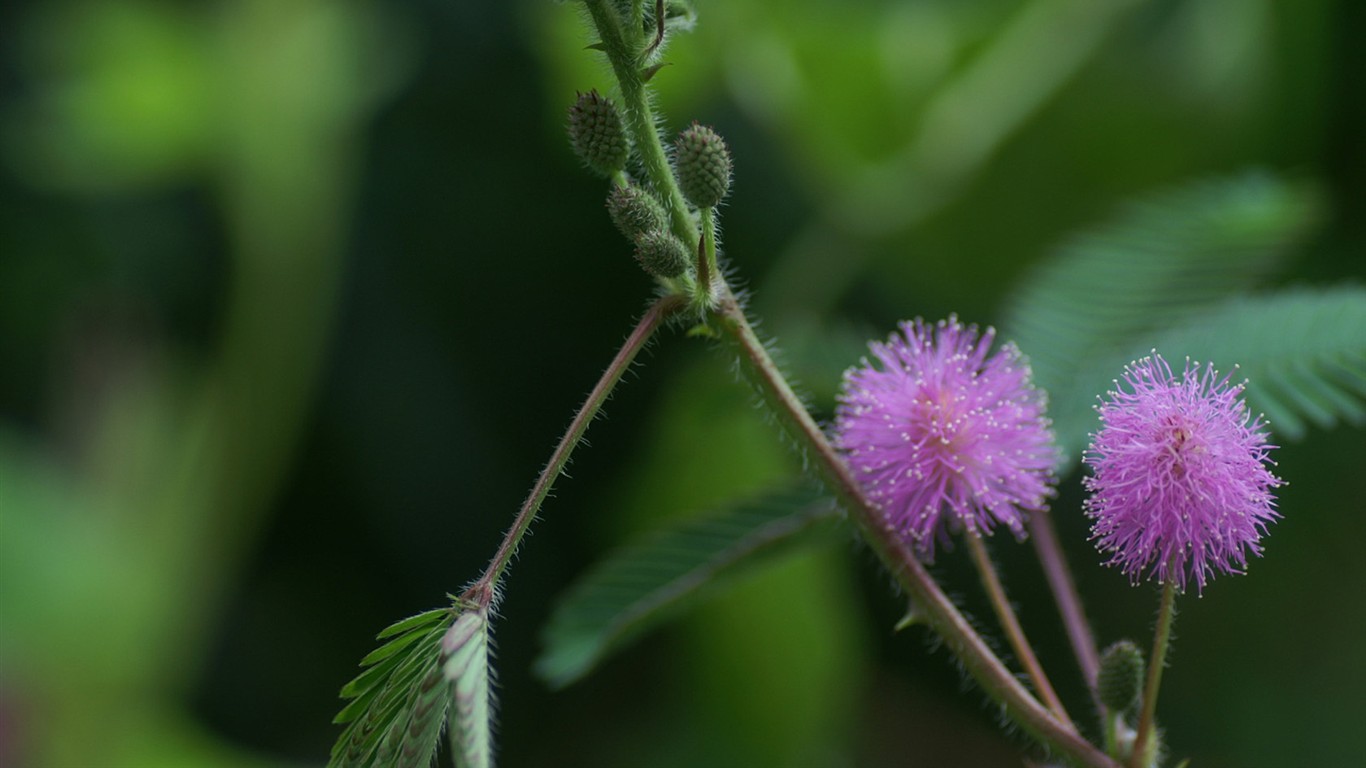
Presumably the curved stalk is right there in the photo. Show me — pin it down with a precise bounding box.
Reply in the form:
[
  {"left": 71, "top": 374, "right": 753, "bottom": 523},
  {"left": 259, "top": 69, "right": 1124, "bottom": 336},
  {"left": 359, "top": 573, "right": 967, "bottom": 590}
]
[
  {"left": 1029, "top": 511, "right": 1102, "bottom": 697},
  {"left": 470, "top": 295, "right": 685, "bottom": 603},
  {"left": 966, "top": 533, "right": 1073, "bottom": 727}
]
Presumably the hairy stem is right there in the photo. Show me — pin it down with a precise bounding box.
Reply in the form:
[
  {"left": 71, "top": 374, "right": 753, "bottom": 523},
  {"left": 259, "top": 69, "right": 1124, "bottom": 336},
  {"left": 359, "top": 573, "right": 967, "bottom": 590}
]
[
  {"left": 711, "top": 283, "right": 1116, "bottom": 768},
  {"left": 470, "top": 295, "right": 684, "bottom": 603},
  {"left": 966, "top": 533, "right": 1073, "bottom": 728},
  {"left": 1029, "top": 512, "right": 1101, "bottom": 698},
  {"left": 1132, "top": 579, "right": 1177, "bottom": 768},
  {"left": 584, "top": 0, "right": 698, "bottom": 254},
  {"left": 695, "top": 208, "right": 718, "bottom": 307}
]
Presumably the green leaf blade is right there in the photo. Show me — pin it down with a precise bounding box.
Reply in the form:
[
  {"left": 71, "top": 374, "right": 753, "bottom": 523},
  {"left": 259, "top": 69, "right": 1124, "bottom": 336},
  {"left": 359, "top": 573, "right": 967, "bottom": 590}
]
[{"left": 535, "top": 485, "right": 839, "bottom": 689}]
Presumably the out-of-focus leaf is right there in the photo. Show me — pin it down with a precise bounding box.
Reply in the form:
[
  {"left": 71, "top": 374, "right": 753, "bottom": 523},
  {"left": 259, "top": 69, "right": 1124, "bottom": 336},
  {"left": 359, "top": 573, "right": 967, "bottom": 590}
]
[
  {"left": 535, "top": 486, "right": 839, "bottom": 688},
  {"left": 1144, "top": 287, "right": 1366, "bottom": 441},
  {"left": 1002, "top": 172, "right": 1323, "bottom": 462},
  {"left": 1044, "top": 286, "right": 1366, "bottom": 458}
]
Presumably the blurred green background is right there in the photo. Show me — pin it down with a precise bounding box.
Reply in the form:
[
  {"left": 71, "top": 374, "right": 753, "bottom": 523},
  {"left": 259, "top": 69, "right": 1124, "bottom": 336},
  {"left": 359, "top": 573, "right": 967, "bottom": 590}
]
[{"left": 1, "top": 0, "right": 1363, "bottom": 766}]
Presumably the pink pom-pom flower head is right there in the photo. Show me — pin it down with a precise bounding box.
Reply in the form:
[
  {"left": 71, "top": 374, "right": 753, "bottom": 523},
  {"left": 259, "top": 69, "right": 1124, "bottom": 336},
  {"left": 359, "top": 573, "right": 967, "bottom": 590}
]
[
  {"left": 834, "top": 317, "right": 1058, "bottom": 559},
  {"left": 1083, "top": 354, "right": 1283, "bottom": 594}
]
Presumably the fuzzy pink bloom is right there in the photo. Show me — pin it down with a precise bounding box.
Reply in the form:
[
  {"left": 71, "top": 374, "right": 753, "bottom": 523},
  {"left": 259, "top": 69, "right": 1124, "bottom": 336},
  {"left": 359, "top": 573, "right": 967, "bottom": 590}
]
[
  {"left": 1083, "top": 354, "right": 1283, "bottom": 593},
  {"left": 834, "top": 317, "right": 1057, "bottom": 559}
]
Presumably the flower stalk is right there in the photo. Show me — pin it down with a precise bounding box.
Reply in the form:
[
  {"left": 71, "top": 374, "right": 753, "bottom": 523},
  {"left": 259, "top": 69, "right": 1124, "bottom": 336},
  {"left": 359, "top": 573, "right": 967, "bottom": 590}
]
[
  {"left": 711, "top": 285, "right": 1117, "bottom": 768},
  {"left": 966, "top": 533, "right": 1072, "bottom": 727},
  {"left": 1132, "top": 578, "right": 1177, "bottom": 768},
  {"left": 1029, "top": 511, "right": 1102, "bottom": 696}
]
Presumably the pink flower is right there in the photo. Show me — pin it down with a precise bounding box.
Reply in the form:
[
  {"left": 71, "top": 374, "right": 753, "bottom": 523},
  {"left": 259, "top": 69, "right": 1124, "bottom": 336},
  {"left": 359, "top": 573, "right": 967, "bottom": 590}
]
[
  {"left": 1084, "top": 354, "right": 1283, "bottom": 593},
  {"left": 835, "top": 317, "right": 1057, "bottom": 559}
]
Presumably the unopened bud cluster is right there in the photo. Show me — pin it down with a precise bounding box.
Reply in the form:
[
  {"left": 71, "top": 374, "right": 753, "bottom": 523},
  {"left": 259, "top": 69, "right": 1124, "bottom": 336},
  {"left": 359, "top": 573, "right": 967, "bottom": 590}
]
[
  {"left": 674, "top": 122, "right": 731, "bottom": 209},
  {"left": 565, "top": 91, "right": 738, "bottom": 283},
  {"left": 567, "top": 90, "right": 628, "bottom": 177}
]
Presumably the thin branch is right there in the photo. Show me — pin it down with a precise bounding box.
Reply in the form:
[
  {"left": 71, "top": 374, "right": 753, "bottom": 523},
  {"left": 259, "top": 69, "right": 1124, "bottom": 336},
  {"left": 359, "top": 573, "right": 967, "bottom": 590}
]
[
  {"left": 966, "top": 533, "right": 1073, "bottom": 728},
  {"left": 471, "top": 295, "right": 685, "bottom": 602},
  {"left": 1029, "top": 511, "right": 1101, "bottom": 698}
]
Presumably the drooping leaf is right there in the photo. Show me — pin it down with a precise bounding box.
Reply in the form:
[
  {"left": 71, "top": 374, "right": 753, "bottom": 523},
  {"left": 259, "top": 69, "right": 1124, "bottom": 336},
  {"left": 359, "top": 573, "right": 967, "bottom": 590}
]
[
  {"left": 443, "top": 608, "right": 493, "bottom": 768},
  {"left": 1001, "top": 172, "right": 1324, "bottom": 461},
  {"left": 330, "top": 608, "right": 456, "bottom": 768},
  {"left": 535, "top": 486, "right": 839, "bottom": 688}
]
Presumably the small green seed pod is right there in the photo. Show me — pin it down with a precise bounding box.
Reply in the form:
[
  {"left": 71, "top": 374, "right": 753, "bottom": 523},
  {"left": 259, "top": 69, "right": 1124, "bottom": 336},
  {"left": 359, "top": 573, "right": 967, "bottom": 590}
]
[
  {"left": 607, "top": 184, "right": 668, "bottom": 244},
  {"left": 674, "top": 122, "right": 732, "bottom": 209},
  {"left": 633, "top": 230, "right": 690, "bottom": 279},
  {"left": 1098, "top": 640, "right": 1146, "bottom": 714},
  {"left": 567, "top": 90, "right": 628, "bottom": 177}
]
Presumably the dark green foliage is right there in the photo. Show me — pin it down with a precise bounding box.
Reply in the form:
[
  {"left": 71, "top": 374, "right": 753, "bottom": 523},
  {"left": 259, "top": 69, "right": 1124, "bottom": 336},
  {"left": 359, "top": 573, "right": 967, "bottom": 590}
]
[
  {"left": 535, "top": 486, "right": 838, "bottom": 688},
  {"left": 675, "top": 122, "right": 732, "bottom": 209}
]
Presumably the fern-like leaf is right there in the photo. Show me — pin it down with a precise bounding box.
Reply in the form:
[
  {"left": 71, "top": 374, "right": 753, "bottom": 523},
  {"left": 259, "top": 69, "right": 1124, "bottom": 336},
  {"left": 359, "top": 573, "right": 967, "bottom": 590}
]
[
  {"left": 1143, "top": 286, "right": 1366, "bottom": 441},
  {"left": 443, "top": 607, "right": 493, "bottom": 768},
  {"left": 1042, "top": 286, "right": 1366, "bottom": 459},
  {"left": 1002, "top": 172, "right": 1323, "bottom": 461},
  {"left": 330, "top": 607, "right": 455, "bottom": 768},
  {"left": 535, "top": 486, "right": 838, "bottom": 689}
]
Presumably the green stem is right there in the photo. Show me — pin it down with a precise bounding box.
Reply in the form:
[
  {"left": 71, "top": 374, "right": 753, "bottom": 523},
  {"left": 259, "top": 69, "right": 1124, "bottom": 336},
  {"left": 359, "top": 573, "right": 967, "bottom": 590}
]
[
  {"left": 1131, "top": 579, "right": 1177, "bottom": 768},
  {"left": 584, "top": 0, "right": 697, "bottom": 253},
  {"left": 695, "top": 208, "right": 718, "bottom": 307},
  {"left": 966, "top": 534, "right": 1073, "bottom": 728},
  {"left": 470, "top": 295, "right": 684, "bottom": 603},
  {"left": 711, "top": 283, "right": 1117, "bottom": 768}
]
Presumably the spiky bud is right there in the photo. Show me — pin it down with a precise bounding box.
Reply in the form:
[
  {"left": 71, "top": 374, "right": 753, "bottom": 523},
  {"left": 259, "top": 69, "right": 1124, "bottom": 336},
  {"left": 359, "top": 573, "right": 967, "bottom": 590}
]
[
  {"left": 674, "top": 122, "right": 731, "bottom": 209},
  {"left": 607, "top": 184, "right": 668, "bottom": 244},
  {"left": 1098, "top": 640, "right": 1146, "bottom": 714},
  {"left": 567, "top": 90, "right": 628, "bottom": 177},
  {"left": 633, "top": 230, "right": 690, "bottom": 279}
]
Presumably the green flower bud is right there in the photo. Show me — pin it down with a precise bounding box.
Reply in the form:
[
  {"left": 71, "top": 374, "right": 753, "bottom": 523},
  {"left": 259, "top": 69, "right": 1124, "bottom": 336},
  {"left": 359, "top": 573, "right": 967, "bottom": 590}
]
[
  {"left": 1098, "top": 640, "right": 1146, "bottom": 714},
  {"left": 607, "top": 184, "right": 667, "bottom": 244},
  {"left": 633, "top": 230, "right": 690, "bottom": 279},
  {"left": 674, "top": 122, "right": 732, "bottom": 209},
  {"left": 567, "top": 90, "right": 628, "bottom": 176}
]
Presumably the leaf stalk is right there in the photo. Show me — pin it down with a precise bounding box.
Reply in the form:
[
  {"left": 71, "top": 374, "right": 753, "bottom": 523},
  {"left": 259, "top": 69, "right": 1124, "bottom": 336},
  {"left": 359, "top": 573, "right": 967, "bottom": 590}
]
[{"left": 470, "top": 294, "right": 685, "bottom": 603}]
